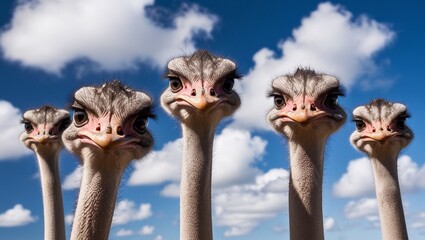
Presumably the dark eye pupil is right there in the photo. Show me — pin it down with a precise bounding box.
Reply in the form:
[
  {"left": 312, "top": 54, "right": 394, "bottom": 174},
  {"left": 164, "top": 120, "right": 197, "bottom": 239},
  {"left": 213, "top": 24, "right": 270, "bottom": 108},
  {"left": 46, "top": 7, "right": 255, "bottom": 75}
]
[
  {"left": 133, "top": 115, "right": 148, "bottom": 134},
  {"left": 325, "top": 94, "right": 338, "bottom": 109},
  {"left": 24, "top": 122, "right": 33, "bottom": 133},
  {"left": 396, "top": 119, "right": 406, "bottom": 129},
  {"left": 169, "top": 78, "right": 182, "bottom": 92},
  {"left": 223, "top": 78, "right": 235, "bottom": 93},
  {"left": 274, "top": 96, "right": 285, "bottom": 108},
  {"left": 73, "top": 110, "right": 88, "bottom": 126},
  {"left": 355, "top": 121, "right": 365, "bottom": 131}
]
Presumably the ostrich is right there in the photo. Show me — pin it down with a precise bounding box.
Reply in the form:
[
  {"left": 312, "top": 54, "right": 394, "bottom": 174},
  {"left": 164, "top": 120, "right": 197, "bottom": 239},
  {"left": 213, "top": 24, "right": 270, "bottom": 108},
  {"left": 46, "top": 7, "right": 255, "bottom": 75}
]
[
  {"left": 160, "top": 50, "right": 241, "bottom": 239},
  {"left": 267, "top": 68, "right": 347, "bottom": 240},
  {"left": 350, "top": 99, "right": 412, "bottom": 240},
  {"left": 20, "top": 106, "right": 70, "bottom": 240},
  {"left": 62, "top": 81, "right": 155, "bottom": 240}
]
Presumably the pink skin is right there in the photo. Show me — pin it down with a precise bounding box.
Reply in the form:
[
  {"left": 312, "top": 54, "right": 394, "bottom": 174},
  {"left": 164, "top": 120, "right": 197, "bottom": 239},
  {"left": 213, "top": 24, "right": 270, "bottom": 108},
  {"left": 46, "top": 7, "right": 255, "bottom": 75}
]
[
  {"left": 76, "top": 112, "right": 146, "bottom": 150},
  {"left": 358, "top": 120, "right": 404, "bottom": 142},
  {"left": 172, "top": 78, "right": 233, "bottom": 111},
  {"left": 273, "top": 95, "right": 343, "bottom": 126},
  {"left": 26, "top": 123, "right": 60, "bottom": 145}
]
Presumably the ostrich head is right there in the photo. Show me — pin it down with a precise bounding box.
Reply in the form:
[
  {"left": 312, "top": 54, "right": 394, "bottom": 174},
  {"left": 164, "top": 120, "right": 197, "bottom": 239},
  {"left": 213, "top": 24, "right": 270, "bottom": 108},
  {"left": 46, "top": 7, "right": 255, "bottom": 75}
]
[
  {"left": 62, "top": 80, "right": 155, "bottom": 167},
  {"left": 267, "top": 68, "right": 347, "bottom": 139},
  {"left": 160, "top": 50, "right": 241, "bottom": 126},
  {"left": 20, "top": 106, "right": 70, "bottom": 154},
  {"left": 350, "top": 99, "right": 413, "bottom": 156}
]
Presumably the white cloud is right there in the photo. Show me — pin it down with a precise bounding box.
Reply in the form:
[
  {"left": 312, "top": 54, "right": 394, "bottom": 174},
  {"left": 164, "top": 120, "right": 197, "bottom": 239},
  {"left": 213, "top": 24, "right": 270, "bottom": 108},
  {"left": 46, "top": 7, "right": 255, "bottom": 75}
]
[
  {"left": 160, "top": 183, "right": 180, "bottom": 198},
  {"left": 344, "top": 198, "right": 378, "bottom": 220},
  {"left": 412, "top": 212, "right": 425, "bottom": 229},
  {"left": 112, "top": 199, "right": 152, "bottom": 225},
  {"left": 154, "top": 235, "right": 164, "bottom": 240},
  {"left": 128, "top": 126, "right": 277, "bottom": 237},
  {"left": 128, "top": 128, "right": 267, "bottom": 191},
  {"left": 139, "top": 225, "right": 154, "bottom": 235},
  {"left": 324, "top": 217, "right": 336, "bottom": 231},
  {"left": 214, "top": 168, "right": 289, "bottom": 237},
  {"left": 0, "top": 100, "right": 31, "bottom": 160},
  {"left": 333, "top": 157, "right": 375, "bottom": 198},
  {"left": 231, "top": 2, "right": 394, "bottom": 130},
  {"left": 116, "top": 229, "right": 134, "bottom": 237},
  {"left": 65, "top": 214, "right": 74, "bottom": 225},
  {"left": 0, "top": 0, "right": 217, "bottom": 73},
  {"left": 333, "top": 155, "right": 425, "bottom": 198},
  {"left": 398, "top": 155, "right": 425, "bottom": 192},
  {"left": 62, "top": 166, "right": 82, "bottom": 190},
  {"left": 212, "top": 128, "right": 266, "bottom": 188},
  {"left": 128, "top": 138, "right": 182, "bottom": 185},
  {"left": 0, "top": 204, "right": 37, "bottom": 227}
]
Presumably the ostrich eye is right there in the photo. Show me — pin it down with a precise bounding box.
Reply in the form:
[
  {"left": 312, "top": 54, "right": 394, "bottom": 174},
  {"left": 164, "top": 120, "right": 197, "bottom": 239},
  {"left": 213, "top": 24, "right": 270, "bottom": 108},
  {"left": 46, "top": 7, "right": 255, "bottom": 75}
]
[
  {"left": 169, "top": 77, "right": 183, "bottom": 93},
  {"left": 274, "top": 95, "right": 285, "bottom": 109},
  {"left": 396, "top": 118, "right": 407, "bottom": 130},
  {"left": 324, "top": 94, "right": 339, "bottom": 109},
  {"left": 73, "top": 110, "right": 88, "bottom": 127},
  {"left": 58, "top": 118, "right": 71, "bottom": 132},
  {"left": 133, "top": 115, "right": 149, "bottom": 134},
  {"left": 354, "top": 120, "right": 366, "bottom": 131},
  {"left": 24, "top": 122, "right": 34, "bottom": 133},
  {"left": 222, "top": 78, "right": 235, "bottom": 94}
]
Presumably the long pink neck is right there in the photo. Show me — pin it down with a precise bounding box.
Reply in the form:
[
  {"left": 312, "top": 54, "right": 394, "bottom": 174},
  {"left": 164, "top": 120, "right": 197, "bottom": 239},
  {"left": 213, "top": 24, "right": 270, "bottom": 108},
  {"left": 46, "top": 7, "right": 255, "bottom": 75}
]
[
  {"left": 36, "top": 151, "right": 66, "bottom": 240},
  {"left": 370, "top": 151, "right": 408, "bottom": 240},
  {"left": 70, "top": 159, "right": 124, "bottom": 240},
  {"left": 180, "top": 124, "right": 215, "bottom": 240},
  {"left": 288, "top": 136, "right": 325, "bottom": 240}
]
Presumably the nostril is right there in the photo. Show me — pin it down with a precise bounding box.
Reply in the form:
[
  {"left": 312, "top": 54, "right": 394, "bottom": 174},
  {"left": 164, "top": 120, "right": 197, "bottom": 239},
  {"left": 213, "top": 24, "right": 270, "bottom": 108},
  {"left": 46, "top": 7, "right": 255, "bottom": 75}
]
[
  {"left": 116, "top": 126, "right": 124, "bottom": 136},
  {"left": 191, "top": 89, "right": 196, "bottom": 96},
  {"left": 292, "top": 104, "right": 297, "bottom": 111},
  {"left": 210, "top": 89, "right": 216, "bottom": 96},
  {"left": 310, "top": 103, "right": 316, "bottom": 111},
  {"left": 387, "top": 126, "right": 392, "bottom": 132},
  {"left": 372, "top": 128, "right": 376, "bottom": 133},
  {"left": 96, "top": 124, "right": 101, "bottom": 132},
  {"left": 379, "top": 127, "right": 384, "bottom": 131}
]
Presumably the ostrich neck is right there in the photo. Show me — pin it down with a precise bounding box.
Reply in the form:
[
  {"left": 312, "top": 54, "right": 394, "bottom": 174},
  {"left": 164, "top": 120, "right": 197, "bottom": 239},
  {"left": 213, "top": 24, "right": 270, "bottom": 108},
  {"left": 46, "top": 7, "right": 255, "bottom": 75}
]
[
  {"left": 36, "top": 151, "right": 66, "bottom": 240},
  {"left": 70, "top": 158, "right": 124, "bottom": 240},
  {"left": 288, "top": 136, "right": 325, "bottom": 240},
  {"left": 370, "top": 151, "right": 408, "bottom": 240},
  {"left": 180, "top": 124, "right": 215, "bottom": 240}
]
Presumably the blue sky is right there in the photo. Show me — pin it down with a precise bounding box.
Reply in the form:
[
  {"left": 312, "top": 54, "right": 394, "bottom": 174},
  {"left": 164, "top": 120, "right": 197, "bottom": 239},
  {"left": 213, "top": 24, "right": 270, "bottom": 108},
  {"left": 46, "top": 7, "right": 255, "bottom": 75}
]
[{"left": 0, "top": 0, "right": 424, "bottom": 239}]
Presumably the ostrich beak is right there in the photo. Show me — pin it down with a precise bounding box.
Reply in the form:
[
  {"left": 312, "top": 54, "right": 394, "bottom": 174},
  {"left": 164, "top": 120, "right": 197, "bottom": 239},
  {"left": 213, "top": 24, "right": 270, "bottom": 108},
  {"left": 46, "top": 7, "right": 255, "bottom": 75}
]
[
  {"left": 32, "top": 135, "right": 50, "bottom": 143},
  {"left": 90, "top": 133, "right": 113, "bottom": 148},
  {"left": 176, "top": 94, "right": 217, "bottom": 111}
]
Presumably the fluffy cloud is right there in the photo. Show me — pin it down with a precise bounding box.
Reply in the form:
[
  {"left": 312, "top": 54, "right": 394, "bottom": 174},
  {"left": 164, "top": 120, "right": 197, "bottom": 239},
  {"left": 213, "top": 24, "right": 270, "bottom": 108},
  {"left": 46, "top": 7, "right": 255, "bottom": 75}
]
[
  {"left": 214, "top": 168, "right": 289, "bottom": 237},
  {"left": 112, "top": 199, "right": 152, "bottom": 225},
  {"left": 128, "top": 128, "right": 267, "bottom": 191},
  {"left": 412, "top": 212, "right": 425, "bottom": 229},
  {"left": 344, "top": 198, "right": 378, "bottom": 221},
  {"left": 0, "top": 204, "right": 37, "bottom": 227},
  {"left": 333, "top": 155, "right": 425, "bottom": 198},
  {"left": 231, "top": 2, "right": 394, "bottom": 130},
  {"left": 139, "top": 225, "right": 155, "bottom": 235},
  {"left": 62, "top": 165, "right": 82, "bottom": 190},
  {"left": 332, "top": 157, "right": 375, "bottom": 198},
  {"left": 128, "top": 139, "right": 182, "bottom": 186},
  {"left": 0, "top": 0, "right": 217, "bottom": 73},
  {"left": 212, "top": 128, "right": 266, "bottom": 188},
  {"left": 0, "top": 100, "right": 31, "bottom": 160},
  {"left": 116, "top": 229, "right": 134, "bottom": 237},
  {"left": 65, "top": 214, "right": 74, "bottom": 225},
  {"left": 324, "top": 217, "right": 336, "bottom": 231},
  {"left": 128, "top": 126, "right": 284, "bottom": 236}
]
